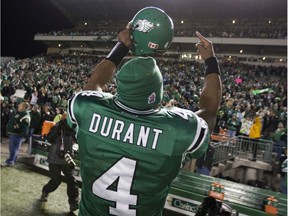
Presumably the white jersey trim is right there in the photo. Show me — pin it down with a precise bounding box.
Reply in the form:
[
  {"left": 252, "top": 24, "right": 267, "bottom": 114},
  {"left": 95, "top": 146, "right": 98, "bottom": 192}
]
[
  {"left": 114, "top": 98, "right": 159, "bottom": 115},
  {"left": 68, "top": 90, "right": 106, "bottom": 125},
  {"left": 186, "top": 114, "right": 209, "bottom": 153},
  {"left": 67, "top": 91, "right": 87, "bottom": 124}
]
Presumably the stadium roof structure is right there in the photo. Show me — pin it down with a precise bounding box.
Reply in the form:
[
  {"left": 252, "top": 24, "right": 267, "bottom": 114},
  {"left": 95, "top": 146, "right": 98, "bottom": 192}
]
[
  {"left": 34, "top": 0, "right": 287, "bottom": 66},
  {"left": 49, "top": 0, "right": 287, "bottom": 25}
]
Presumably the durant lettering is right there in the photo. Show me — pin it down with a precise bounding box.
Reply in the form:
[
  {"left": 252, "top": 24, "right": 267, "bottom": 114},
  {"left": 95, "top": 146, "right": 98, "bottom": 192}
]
[{"left": 89, "top": 113, "right": 162, "bottom": 149}]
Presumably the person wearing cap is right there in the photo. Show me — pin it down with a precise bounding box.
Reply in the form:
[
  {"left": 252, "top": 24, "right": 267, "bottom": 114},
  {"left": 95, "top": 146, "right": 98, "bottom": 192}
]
[
  {"left": 67, "top": 25, "right": 222, "bottom": 215},
  {"left": 2, "top": 101, "right": 31, "bottom": 167}
]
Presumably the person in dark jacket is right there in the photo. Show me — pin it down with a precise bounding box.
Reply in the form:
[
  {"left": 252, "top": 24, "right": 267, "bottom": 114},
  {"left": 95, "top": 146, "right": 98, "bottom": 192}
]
[
  {"left": 39, "top": 105, "right": 54, "bottom": 132},
  {"left": 40, "top": 112, "right": 79, "bottom": 212},
  {"left": 26, "top": 104, "right": 42, "bottom": 154},
  {"left": 278, "top": 148, "right": 287, "bottom": 194},
  {"left": 1, "top": 101, "right": 15, "bottom": 138},
  {"left": 2, "top": 101, "right": 31, "bottom": 166}
]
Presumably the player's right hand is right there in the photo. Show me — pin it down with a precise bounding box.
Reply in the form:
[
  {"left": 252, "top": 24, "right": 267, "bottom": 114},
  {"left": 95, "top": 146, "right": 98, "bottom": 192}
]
[{"left": 118, "top": 27, "right": 132, "bottom": 49}]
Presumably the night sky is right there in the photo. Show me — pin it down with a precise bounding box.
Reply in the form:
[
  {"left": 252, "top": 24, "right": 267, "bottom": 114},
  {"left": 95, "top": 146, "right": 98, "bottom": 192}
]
[
  {"left": 1, "top": 0, "right": 73, "bottom": 59},
  {"left": 2, "top": 0, "right": 286, "bottom": 59}
]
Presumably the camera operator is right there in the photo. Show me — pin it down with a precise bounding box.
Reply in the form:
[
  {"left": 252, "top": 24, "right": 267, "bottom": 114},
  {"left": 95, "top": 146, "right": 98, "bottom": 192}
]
[{"left": 40, "top": 112, "right": 79, "bottom": 212}]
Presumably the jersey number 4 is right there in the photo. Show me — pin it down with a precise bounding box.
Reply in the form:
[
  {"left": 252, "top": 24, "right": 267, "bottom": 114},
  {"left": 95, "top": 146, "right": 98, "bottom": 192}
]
[{"left": 92, "top": 157, "right": 138, "bottom": 216}]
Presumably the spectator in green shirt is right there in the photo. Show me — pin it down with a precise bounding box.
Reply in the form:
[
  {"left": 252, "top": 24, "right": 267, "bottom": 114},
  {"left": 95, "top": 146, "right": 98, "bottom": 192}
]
[
  {"left": 226, "top": 113, "right": 241, "bottom": 137},
  {"left": 272, "top": 122, "right": 286, "bottom": 159}
]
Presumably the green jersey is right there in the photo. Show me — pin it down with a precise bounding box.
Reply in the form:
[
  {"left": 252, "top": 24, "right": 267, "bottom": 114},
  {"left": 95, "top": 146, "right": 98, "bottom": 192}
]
[
  {"left": 67, "top": 91, "right": 210, "bottom": 216},
  {"left": 6, "top": 110, "right": 30, "bottom": 137}
]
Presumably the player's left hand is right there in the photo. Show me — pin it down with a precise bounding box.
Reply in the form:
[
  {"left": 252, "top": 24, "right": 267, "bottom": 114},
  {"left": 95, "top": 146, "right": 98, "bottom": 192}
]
[{"left": 195, "top": 31, "right": 215, "bottom": 61}]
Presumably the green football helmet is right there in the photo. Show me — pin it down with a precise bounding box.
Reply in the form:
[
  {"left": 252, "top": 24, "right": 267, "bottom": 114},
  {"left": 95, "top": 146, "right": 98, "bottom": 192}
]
[{"left": 131, "top": 7, "right": 174, "bottom": 56}]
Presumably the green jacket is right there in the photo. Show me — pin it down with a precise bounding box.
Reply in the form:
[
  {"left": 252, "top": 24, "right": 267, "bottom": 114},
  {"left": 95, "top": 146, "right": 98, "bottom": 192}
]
[
  {"left": 272, "top": 128, "right": 286, "bottom": 141},
  {"left": 6, "top": 111, "right": 31, "bottom": 137}
]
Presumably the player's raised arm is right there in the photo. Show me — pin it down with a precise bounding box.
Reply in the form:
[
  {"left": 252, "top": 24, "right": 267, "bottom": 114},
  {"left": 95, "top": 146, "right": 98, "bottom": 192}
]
[
  {"left": 195, "top": 31, "right": 222, "bottom": 133},
  {"left": 84, "top": 27, "right": 132, "bottom": 91}
]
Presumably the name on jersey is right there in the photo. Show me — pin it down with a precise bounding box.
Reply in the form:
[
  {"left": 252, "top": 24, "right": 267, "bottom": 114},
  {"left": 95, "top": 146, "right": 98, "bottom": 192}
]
[{"left": 88, "top": 113, "right": 163, "bottom": 149}]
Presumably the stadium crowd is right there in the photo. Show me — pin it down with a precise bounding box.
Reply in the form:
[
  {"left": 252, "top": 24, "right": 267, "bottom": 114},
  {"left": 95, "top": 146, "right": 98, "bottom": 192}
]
[
  {"left": 36, "top": 18, "right": 287, "bottom": 39},
  {"left": 1, "top": 54, "right": 286, "bottom": 140},
  {"left": 0, "top": 53, "right": 287, "bottom": 194}
]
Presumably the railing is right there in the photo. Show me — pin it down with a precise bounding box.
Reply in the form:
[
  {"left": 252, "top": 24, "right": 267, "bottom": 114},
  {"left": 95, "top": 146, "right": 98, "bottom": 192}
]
[
  {"left": 211, "top": 136, "right": 237, "bottom": 165},
  {"left": 211, "top": 135, "right": 277, "bottom": 165}
]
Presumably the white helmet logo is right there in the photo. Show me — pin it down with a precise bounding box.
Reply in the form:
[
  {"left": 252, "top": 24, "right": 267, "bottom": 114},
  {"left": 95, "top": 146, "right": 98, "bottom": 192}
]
[{"left": 135, "top": 19, "right": 155, "bottom": 33}]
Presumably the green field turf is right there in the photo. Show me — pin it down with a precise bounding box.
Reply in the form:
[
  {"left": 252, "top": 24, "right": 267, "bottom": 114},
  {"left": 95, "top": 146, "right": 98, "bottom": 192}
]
[
  {"left": 2, "top": 138, "right": 286, "bottom": 216},
  {"left": 1, "top": 139, "right": 80, "bottom": 216}
]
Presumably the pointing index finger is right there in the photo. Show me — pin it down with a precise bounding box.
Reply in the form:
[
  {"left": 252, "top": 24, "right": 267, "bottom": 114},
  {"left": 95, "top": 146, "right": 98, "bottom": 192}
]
[{"left": 196, "top": 31, "right": 209, "bottom": 44}]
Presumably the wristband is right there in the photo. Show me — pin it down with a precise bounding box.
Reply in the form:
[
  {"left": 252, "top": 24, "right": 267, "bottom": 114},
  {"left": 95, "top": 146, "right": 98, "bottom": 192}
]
[
  {"left": 205, "top": 57, "right": 220, "bottom": 76},
  {"left": 106, "top": 42, "right": 129, "bottom": 66}
]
